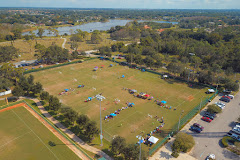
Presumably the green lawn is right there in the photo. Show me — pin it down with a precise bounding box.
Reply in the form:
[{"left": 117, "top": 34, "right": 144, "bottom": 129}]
[
  {"left": 30, "top": 59, "right": 209, "bottom": 148},
  {"left": 0, "top": 107, "right": 79, "bottom": 160}
]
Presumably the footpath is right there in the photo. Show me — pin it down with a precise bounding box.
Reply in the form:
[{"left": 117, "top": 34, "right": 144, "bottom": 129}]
[{"left": 27, "top": 97, "right": 113, "bottom": 160}]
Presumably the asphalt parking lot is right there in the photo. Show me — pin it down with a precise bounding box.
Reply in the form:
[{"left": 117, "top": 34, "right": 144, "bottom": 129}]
[{"left": 182, "top": 92, "right": 240, "bottom": 160}]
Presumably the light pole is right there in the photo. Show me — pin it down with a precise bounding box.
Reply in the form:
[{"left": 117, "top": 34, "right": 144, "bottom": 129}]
[
  {"left": 136, "top": 135, "right": 144, "bottom": 160},
  {"left": 178, "top": 110, "right": 184, "bottom": 132},
  {"left": 96, "top": 94, "right": 105, "bottom": 146}
]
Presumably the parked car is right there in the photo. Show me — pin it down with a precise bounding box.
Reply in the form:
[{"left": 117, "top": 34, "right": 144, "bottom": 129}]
[
  {"left": 216, "top": 104, "right": 225, "bottom": 109},
  {"left": 201, "top": 117, "right": 212, "bottom": 122},
  {"left": 206, "top": 154, "right": 215, "bottom": 160},
  {"left": 7, "top": 96, "right": 19, "bottom": 102},
  {"left": 215, "top": 102, "right": 225, "bottom": 106},
  {"left": 219, "top": 97, "right": 230, "bottom": 102},
  {"left": 227, "top": 94, "right": 234, "bottom": 99},
  {"left": 190, "top": 126, "right": 201, "bottom": 133},
  {"left": 193, "top": 123, "right": 204, "bottom": 131},
  {"left": 223, "top": 89, "right": 232, "bottom": 94},
  {"left": 204, "top": 114, "right": 215, "bottom": 120},
  {"left": 204, "top": 112, "right": 217, "bottom": 118},
  {"left": 222, "top": 96, "right": 231, "bottom": 100}
]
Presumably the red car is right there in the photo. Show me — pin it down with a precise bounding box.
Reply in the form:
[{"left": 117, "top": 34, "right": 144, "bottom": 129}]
[
  {"left": 222, "top": 96, "right": 231, "bottom": 100},
  {"left": 201, "top": 117, "right": 212, "bottom": 123}
]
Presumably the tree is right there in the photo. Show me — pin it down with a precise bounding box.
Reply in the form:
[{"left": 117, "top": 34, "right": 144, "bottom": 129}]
[
  {"left": 84, "top": 121, "right": 99, "bottom": 141},
  {"left": 122, "top": 144, "right": 146, "bottom": 160},
  {"left": 27, "top": 75, "right": 34, "bottom": 85},
  {"left": 225, "top": 81, "right": 239, "bottom": 91},
  {"left": 49, "top": 95, "right": 61, "bottom": 111},
  {"left": 37, "top": 28, "right": 44, "bottom": 38},
  {"left": 12, "top": 85, "right": 24, "bottom": 97},
  {"left": 64, "top": 109, "right": 78, "bottom": 124},
  {"left": 111, "top": 136, "right": 126, "bottom": 154},
  {"left": 0, "top": 46, "right": 18, "bottom": 63},
  {"left": 172, "top": 132, "right": 195, "bottom": 153},
  {"left": 12, "top": 28, "right": 22, "bottom": 40},
  {"left": 76, "top": 114, "right": 90, "bottom": 127},
  {"left": 144, "top": 56, "right": 154, "bottom": 68},
  {"left": 40, "top": 91, "right": 50, "bottom": 101},
  {"left": 71, "top": 50, "right": 79, "bottom": 59},
  {"left": 207, "top": 104, "right": 222, "bottom": 114},
  {"left": 32, "top": 82, "right": 43, "bottom": 95},
  {"left": 70, "top": 41, "right": 79, "bottom": 50},
  {"left": 237, "top": 116, "right": 240, "bottom": 122},
  {"left": 91, "top": 30, "right": 102, "bottom": 44}
]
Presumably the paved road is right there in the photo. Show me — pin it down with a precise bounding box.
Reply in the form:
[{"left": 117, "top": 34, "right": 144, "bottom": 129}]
[{"left": 183, "top": 93, "right": 240, "bottom": 160}]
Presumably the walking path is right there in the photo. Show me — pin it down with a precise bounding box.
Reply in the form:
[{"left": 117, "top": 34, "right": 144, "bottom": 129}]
[
  {"left": 61, "top": 37, "right": 67, "bottom": 49},
  {"left": 26, "top": 97, "right": 112, "bottom": 160},
  {"left": 0, "top": 102, "right": 89, "bottom": 160}
]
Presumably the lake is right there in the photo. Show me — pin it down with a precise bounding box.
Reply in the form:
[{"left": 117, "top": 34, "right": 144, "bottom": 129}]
[{"left": 23, "top": 19, "right": 178, "bottom": 36}]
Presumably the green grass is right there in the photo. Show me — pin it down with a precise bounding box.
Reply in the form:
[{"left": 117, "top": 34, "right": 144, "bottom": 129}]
[
  {"left": 30, "top": 58, "right": 208, "bottom": 150},
  {"left": 0, "top": 107, "right": 80, "bottom": 160}
]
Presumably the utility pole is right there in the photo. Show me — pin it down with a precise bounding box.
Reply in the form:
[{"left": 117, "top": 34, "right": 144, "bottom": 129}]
[
  {"left": 199, "top": 97, "right": 203, "bottom": 113},
  {"left": 178, "top": 110, "right": 184, "bottom": 132}
]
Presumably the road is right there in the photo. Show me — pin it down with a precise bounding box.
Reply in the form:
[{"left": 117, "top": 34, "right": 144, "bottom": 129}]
[
  {"left": 61, "top": 37, "right": 67, "bottom": 49},
  {"left": 183, "top": 93, "right": 240, "bottom": 160}
]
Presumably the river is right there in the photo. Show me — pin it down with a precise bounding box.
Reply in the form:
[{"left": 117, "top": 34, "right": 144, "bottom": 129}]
[{"left": 23, "top": 19, "right": 178, "bottom": 36}]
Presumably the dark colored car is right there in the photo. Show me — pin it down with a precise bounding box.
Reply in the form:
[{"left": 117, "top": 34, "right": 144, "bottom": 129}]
[
  {"left": 203, "top": 113, "right": 215, "bottom": 120},
  {"left": 205, "top": 112, "right": 217, "bottom": 118},
  {"left": 220, "top": 97, "right": 230, "bottom": 102},
  {"left": 190, "top": 126, "right": 201, "bottom": 133},
  {"left": 193, "top": 123, "right": 204, "bottom": 131},
  {"left": 201, "top": 116, "right": 212, "bottom": 122},
  {"left": 7, "top": 96, "right": 19, "bottom": 102}
]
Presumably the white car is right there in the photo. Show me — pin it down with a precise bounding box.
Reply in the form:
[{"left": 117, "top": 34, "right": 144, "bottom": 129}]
[
  {"left": 216, "top": 104, "right": 225, "bottom": 109},
  {"left": 215, "top": 102, "right": 225, "bottom": 106},
  {"left": 206, "top": 154, "right": 215, "bottom": 160},
  {"left": 227, "top": 94, "right": 234, "bottom": 99}
]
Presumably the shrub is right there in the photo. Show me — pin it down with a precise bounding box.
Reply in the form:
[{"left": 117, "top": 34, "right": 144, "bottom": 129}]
[
  {"left": 171, "top": 132, "right": 195, "bottom": 153},
  {"left": 221, "top": 136, "right": 230, "bottom": 147},
  {"left": 48, "top": 141, "right": 56, "bottom": 147},
  {"left": 207, "top": 104, "right": 222, "bottom": 114},
  {"left": 171, "top": 152, "right": 179, "bottom": 158}
]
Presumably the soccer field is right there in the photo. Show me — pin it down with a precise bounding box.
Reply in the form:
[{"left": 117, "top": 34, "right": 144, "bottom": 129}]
[
  {"left": 31, "top": 59, "right": 209, "bottom": 144},
  {"left": 0, "top": 107, "right": 79, "bottom": 160}
]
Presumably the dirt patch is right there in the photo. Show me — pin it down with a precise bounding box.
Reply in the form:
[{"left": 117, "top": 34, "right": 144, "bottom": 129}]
[{"left": 187, "top": 95, "right": 194, "bottom": 101}]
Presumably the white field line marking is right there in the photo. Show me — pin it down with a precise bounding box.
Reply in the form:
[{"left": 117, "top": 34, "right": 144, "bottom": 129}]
[
  {"left": 0, "top": 131, "right": 32, "bottom": 149},
  {"left": 11, "top": 109, "right": 59, "bottom": 160}
]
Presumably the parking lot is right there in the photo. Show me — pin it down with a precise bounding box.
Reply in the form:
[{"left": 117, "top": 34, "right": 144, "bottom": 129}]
[{"left": 182, "top": 92, "right": 240, "bottom": 160}]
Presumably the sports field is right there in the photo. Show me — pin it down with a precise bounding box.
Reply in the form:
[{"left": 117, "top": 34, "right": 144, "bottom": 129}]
[
  {"left": 0, "top": 106, "right": 79, "bottom": 160},
  {"left": 31, "top": 59, "right": 209, "bottom": 144}
]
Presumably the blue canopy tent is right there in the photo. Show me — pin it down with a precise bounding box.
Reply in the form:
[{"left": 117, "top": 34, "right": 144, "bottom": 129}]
[
  {"left": 88, "top": 97, "right": 92, "bottom": 100},
  {"left": 142, "top": 69, "right": 145, "bottom": 72},
  {"left": 65, "top": 89, "right": 69, "bottom": 92},
  {"left": 78, "top": 85, "right": 82, "bottom": 88},
  {"left": 110, "top": 113, "right": 116, "bottom": 116},
  {"left": 122, "top": 75, "right": 125, "bottom": 78},
  {"left": 161, "top": 100, "right": 167, "bottom": 104}
]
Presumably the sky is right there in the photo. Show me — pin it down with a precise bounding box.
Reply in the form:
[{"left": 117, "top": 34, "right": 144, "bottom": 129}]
[{"left": 1, "top": 0, "right": 240, "bottom": 9}]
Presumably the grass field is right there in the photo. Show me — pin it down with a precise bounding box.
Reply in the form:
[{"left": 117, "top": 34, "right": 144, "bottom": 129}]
[
  {"left": 0, "top": 38, "right": 64, "bottom": 63},
  {"left": 0, "top": 106, "right": 79, "bottom": 160},
  {"left": 30, "top": 59, "right": 209, "bottom": 146}
]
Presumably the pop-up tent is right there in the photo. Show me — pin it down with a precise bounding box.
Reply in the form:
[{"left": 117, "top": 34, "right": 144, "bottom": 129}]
[
  {"left": 88, "top": 97, "right": 92, "bottom": 100},
  {"left": 65, "top": 89, "right": 69, "bottom": 92},
  {"left": 208, "top": 89, "right": 215, "bottom": 93},
  {"left": 161, "top": 100, "right": 167, "bottom": 104},
  {"left": 148, "top": 136, "right": 159, "bottom": 144},
  {"left": 142, "top": 69, "right": 145, "bottom": 72},
  {"left": 144, "top": 94, "right": 150, "bottom": 98},
  {"left": 110, "top": 64, "right": 113, "bottom": 67},
  {"left": 122, "top": 75, "right": 125, "bottom": 78},
  {"left": 110, "top": 113, "right": 116, "bottom": 116},
  {"left": 131, "top": 89, "right": 137, "bottom": 93}
]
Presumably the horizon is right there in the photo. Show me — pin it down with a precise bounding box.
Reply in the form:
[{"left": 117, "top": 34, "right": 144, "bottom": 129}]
[{"left": 1, "top": 0, "right": 240, "bottom": 9}]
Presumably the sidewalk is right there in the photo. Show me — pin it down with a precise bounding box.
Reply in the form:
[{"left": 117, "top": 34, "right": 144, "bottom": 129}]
[{"left": 28, "top": 97, "right": 113, "bottom": 160}]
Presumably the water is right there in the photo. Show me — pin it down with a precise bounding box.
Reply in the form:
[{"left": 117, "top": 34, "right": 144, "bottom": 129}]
[{"left": 23, "top": 19, "right": 178, "bottom": 36}]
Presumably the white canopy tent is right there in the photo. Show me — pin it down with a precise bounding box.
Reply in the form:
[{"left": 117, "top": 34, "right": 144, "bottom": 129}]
[
  {"left": 208, "top": 89, "right": 215, "bottom": 93},
  {"left": 148, "top": 136, "right": 159, "bottom": 144}
]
